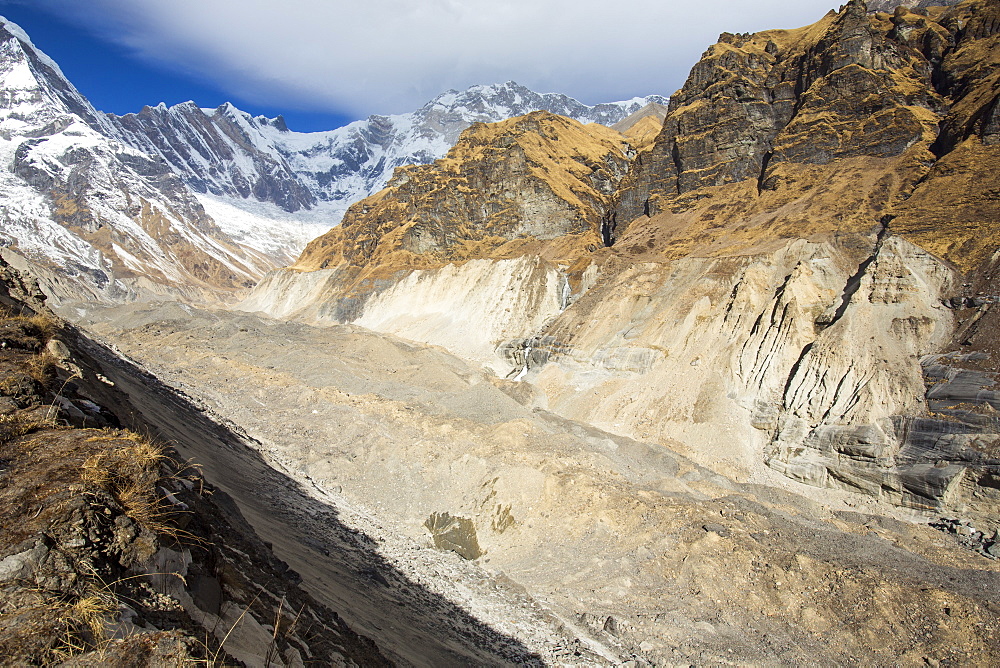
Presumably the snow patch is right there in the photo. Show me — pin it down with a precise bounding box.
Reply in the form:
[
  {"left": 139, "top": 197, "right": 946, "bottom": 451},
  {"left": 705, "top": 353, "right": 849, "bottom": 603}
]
[{"left": 196, "top": 194, "right": 335, "bottom": 262}]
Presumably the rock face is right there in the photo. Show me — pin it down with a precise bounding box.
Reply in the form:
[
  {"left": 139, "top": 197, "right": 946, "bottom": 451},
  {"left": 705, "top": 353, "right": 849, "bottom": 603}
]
[
  {"left": 544, "top": 0, "right": 1000, "bottom": 511},
  {"left": 610, "top": 0, "right": 999, "bottom": 267},
  {"left": 293, "top": 111, "right": 632, "bottom": 271},
  {"left": 244, "top": 0, "right": 1000, "bottom": 518},
  {"left": 530, "top": 234, "right": 992, "bottom": 511}
]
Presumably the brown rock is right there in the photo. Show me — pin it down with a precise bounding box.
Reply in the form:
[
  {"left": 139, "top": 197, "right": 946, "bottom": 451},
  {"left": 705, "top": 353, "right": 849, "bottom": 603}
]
[
  {"left": 610, "top": 0, "right": 1000, "bottom": 273},
  {"left": 290, "top": 110, "right": 634, "bottom": 308}
]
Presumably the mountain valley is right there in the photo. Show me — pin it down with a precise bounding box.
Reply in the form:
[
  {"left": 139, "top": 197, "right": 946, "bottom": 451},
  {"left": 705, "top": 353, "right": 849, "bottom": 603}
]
[{"left": 2, "top": 0, "right": 1000, "bottom": 665}]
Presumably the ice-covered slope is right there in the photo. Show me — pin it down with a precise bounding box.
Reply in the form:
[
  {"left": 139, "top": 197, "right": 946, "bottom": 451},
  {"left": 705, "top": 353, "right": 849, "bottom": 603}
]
[
  {"left": 111, "top": 82, "right": 666, "bottom": 224},
  {"left": 0, "top": 17, "right": 275, "bottom": 304}
]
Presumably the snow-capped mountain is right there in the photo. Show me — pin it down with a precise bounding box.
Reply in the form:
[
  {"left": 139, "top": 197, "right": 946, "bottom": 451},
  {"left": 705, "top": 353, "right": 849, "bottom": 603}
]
[
  {"left": 0, "top": 14, "right": 666, "bottom": 304},
  {"left": 0, "top": 18, "right": 276, "bottom": 303},
  {"left": 111, "top": 101, "right": 317, "bottom": 213},
  {"left": 110, "top": 82, "right": 667, "bottom": 224}
]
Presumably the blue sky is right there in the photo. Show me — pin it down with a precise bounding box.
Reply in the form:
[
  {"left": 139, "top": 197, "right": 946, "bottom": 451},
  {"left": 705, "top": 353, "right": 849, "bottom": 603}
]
[
  {"left": 0, "top": 2, "right": 354, "bottom": 131},
  {"left": 0, "top": 0, "right": 840, "bottom": 134}
]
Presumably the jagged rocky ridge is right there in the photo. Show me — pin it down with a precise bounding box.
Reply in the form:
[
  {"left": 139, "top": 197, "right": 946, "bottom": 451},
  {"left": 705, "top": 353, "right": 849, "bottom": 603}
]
[
  {"left": 242, "top": 0, "right": 1000, "bottom": 519},
  {"left": 111, "top": 82, "right": 666, "bottom": 221},
  {"left": 0, "top": 15, "right": 662, "bottom": 305}
]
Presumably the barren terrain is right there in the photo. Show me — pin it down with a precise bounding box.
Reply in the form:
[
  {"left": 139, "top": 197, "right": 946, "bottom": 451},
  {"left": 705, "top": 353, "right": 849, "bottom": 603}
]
[{"left": 69, "top": 300, "right": 1000, "bottom": 666}]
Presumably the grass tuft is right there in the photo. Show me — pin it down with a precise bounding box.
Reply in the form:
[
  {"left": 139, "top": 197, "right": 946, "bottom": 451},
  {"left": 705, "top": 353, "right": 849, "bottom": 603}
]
[
  {"left": 0, "top": 411, "right": 52, "bottom": 446},
  {"left": 80, "top": 430, "right": 201, "bottom": 544},
  {"left": 26, "top": 350, "right": 58, "bottom": 386}
]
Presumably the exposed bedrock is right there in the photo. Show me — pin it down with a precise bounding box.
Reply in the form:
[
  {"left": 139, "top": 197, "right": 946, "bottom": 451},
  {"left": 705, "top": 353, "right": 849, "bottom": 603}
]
[
  {"left": 238, "top": 0, "right": 1000, "bottom": 516},
  {"left": 518, "top": 232, "right": 997, "bottom": 514},
  {"left": 611, "top": 0, "right": 1000, "bottom": 271}
]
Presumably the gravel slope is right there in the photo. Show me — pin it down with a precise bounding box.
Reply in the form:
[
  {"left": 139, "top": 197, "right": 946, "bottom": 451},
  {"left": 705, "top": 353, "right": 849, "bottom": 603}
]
[{"left": 71, "top": 300, "right": 1000, "bottom": 666}]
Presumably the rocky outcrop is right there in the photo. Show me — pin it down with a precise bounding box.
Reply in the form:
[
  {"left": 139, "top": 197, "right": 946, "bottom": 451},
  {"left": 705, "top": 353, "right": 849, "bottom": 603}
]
[
  {"left": 868, "top": 0, "right": 964, "bottom": 12},
  {"left": 610, "top": 0, "right": 999, "bottom": 265},
  {"left": 242, "top": 1, "right": 1000, "bottom": 516},
  {"left": 514, "top": 0, "right": 999, "bottom": 511},
  {"left": 293, "top": 111, "right": 633, "bottom": 271},
  {"left": 242, "top": 111, "right": 634, "bottom": 353}
]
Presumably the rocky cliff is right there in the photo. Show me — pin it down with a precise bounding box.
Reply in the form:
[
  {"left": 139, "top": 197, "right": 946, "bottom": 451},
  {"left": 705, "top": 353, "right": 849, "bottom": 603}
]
[
  {"left": 582, "top": 0, "right": 1000, "bottom": 508},
  {"left": 294, "top": 111, "right": 632, "bottom": 271},
  {"left": 113, "top": 102, "right": 316, "bottom": 213},
  {"left": 242, "top": 0, "right": 1000, "bottom": 518},
  {"left": 609, "top": 0, "right": 999, "bottom": 271}
]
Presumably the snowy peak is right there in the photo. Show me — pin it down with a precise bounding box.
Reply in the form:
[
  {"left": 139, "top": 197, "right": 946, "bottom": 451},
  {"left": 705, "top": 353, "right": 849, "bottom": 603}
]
[
  {"left": 0, "top": 16, "right": 279, "bottom": 304},
  {"left": 419, "top": 80, "right": 665, "bottom": 130},
  {"left": 0, "top": 18, "right": 113, "bottom": 136},
  {"left": 111, "top": 99, "right": 316, "bottom": 213}
]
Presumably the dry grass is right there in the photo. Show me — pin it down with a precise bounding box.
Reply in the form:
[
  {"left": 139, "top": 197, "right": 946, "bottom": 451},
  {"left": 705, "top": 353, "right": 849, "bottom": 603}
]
[
  {"left": 67, "top": 593, "right": 116, "bottom": 645},
  {"left": 1, "top": 310, "right": 60, "bottom": 342},
  {"left": 0, "top": 411, "right": 53, "bottom": 446},
  {"left": 26, "top": 349, "right": 58, "bottom": 386},
  {"left": 81, "top": 431, "right": 166, "bottom": 484},
  {"left": 1, "top": 588, "right": 118, "bottom": 664},
  {"left": 20, "top": 313, "right": 58, "bottom": 341},
  {"left": 80, "top": 431, "right": 199, "bottom": 542}
]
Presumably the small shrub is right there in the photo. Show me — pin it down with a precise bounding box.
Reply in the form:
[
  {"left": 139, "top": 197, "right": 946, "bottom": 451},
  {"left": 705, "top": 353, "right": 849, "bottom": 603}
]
[
  {"left": 26, "top": 350, "right": 58, "bottom": 386},
  {"left": 0, "top": 412, "right": 49, "bottom": 446}
]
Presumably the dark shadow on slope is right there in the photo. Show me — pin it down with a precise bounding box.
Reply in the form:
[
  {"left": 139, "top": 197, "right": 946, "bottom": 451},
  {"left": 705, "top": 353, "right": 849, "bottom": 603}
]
[{"left": 66, "top": 324, "right": 548, "bottom": 667}]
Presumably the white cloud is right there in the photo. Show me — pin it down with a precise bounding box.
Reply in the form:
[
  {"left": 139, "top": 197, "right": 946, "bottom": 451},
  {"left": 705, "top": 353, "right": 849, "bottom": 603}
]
[{"left": 31, "top": 0, "right": 838, "bottom": 116}]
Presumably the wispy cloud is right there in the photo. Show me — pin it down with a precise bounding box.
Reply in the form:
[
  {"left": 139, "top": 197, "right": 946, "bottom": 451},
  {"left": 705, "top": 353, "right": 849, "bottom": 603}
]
[{"left": 21, "top": 0, "right": 837, "bottom": 116}]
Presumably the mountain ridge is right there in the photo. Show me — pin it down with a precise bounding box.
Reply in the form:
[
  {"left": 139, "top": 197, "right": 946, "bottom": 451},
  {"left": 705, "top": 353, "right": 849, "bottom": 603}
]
[
  {"left": 0, "top": 13, "right": 665, "bottom": 305},
  {"left": 108, "top": 81, "right": 666, "bottom": 222}
]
